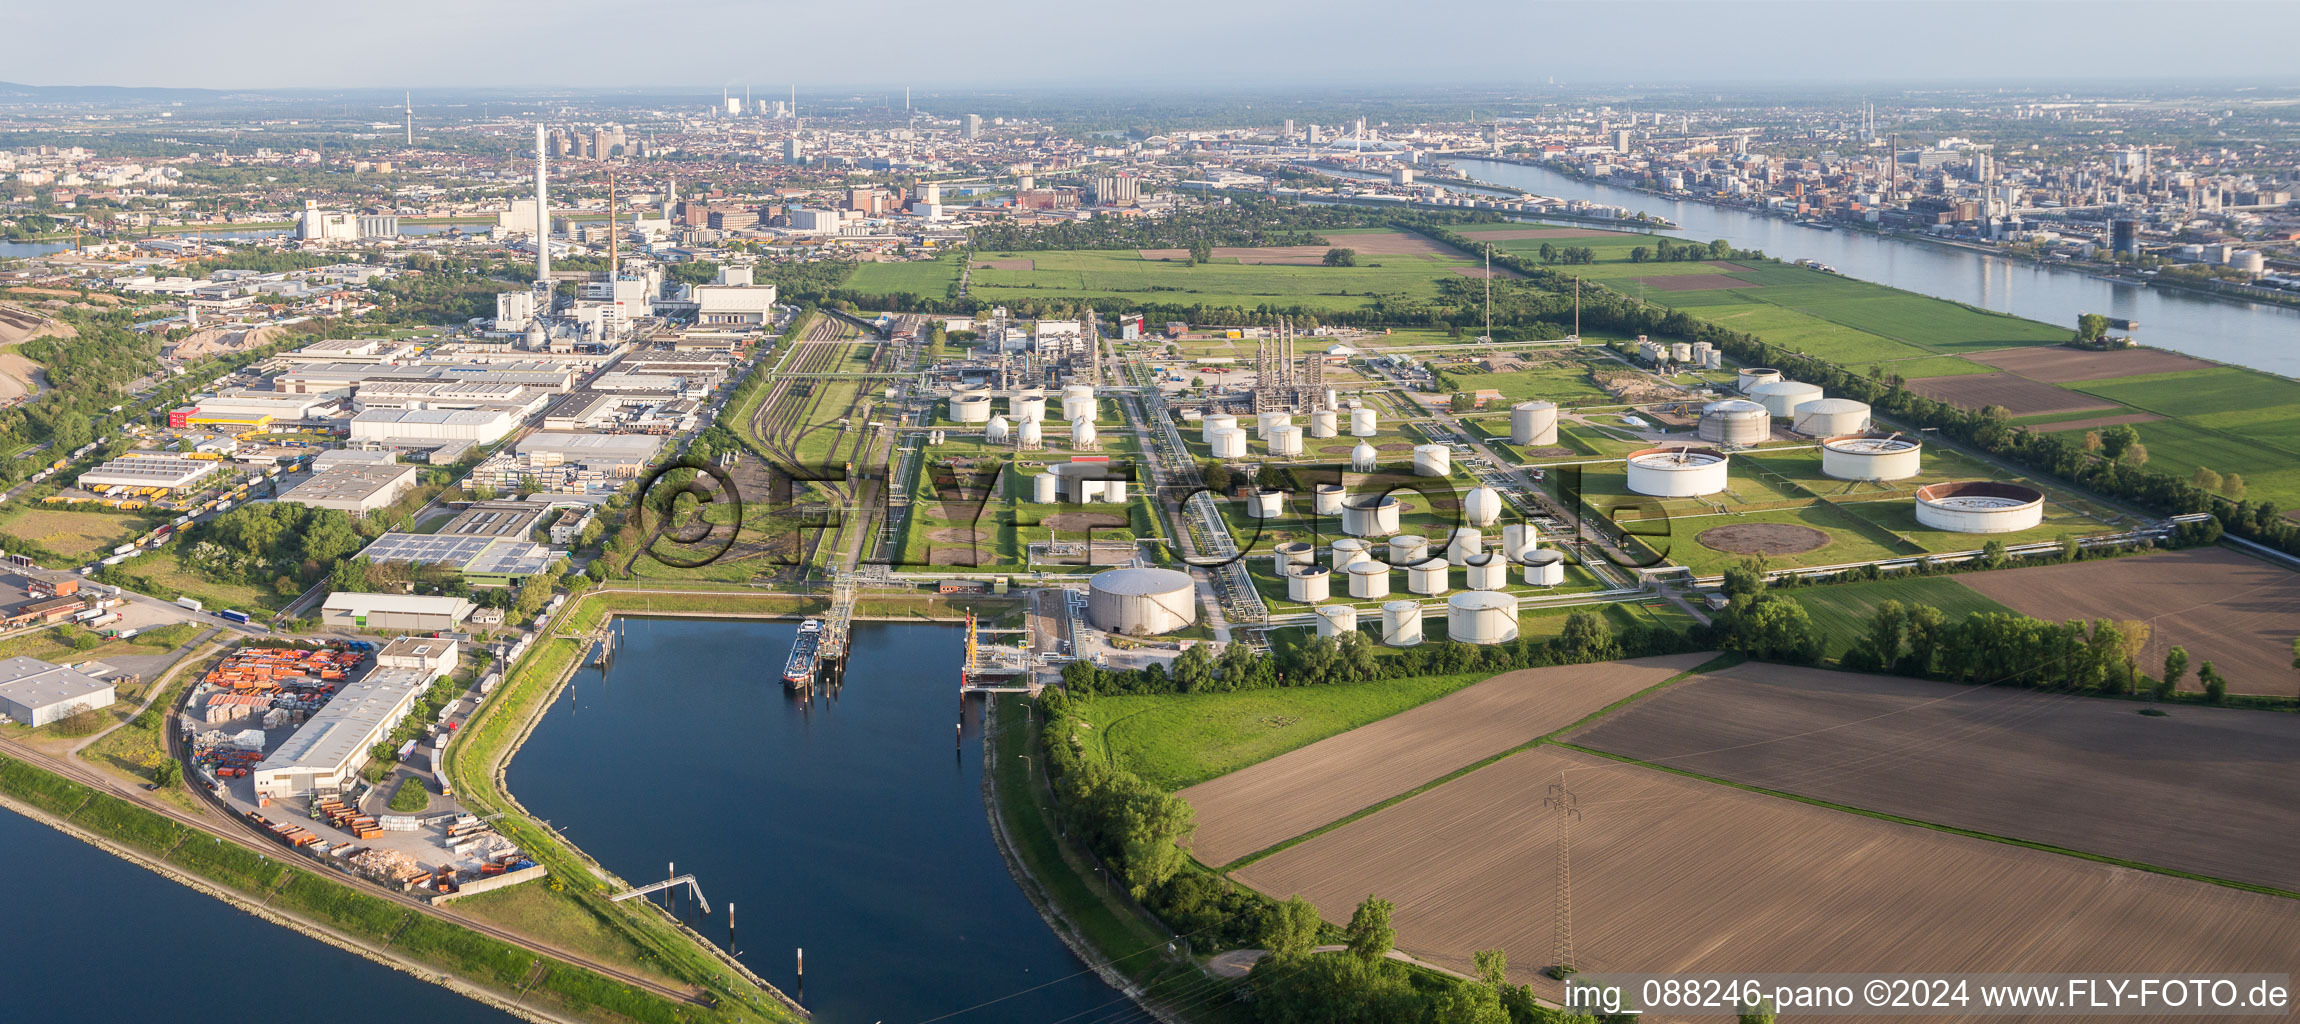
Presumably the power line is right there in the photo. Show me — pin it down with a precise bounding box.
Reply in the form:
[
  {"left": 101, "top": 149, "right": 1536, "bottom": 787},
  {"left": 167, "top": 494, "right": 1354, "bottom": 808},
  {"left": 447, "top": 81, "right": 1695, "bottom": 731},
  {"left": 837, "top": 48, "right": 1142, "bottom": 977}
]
[{"left": 1544, "top": 780, "right": 1581, "bottom": 973}]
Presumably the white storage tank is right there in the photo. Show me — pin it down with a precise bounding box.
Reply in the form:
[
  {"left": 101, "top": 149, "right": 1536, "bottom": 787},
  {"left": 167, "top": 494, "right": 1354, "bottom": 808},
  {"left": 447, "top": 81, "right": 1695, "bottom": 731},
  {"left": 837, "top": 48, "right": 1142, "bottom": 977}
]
[
  {"left": 1341, "top": 495, "right": 1401, "bottom": 537},
  {"left": 1086, "top": 566, "right": 1198, "bottom": 635},
  {"left": 1031, "top": 472, "right": 1058, "bottom": 503},
  {"left": 1209, "top": 427, "right": 1247, "bottom": 459},
  {"left": 1738, "top": 367, "right": 1783, "bottom": 393},
  {"left": 1016, "top": 418, "right": 1043, "bottom": 448},
  {"left": 1509, "top": 401, "right": 1559, "bottom": 446},
  {"left": 1464, "top": 555, "right": 1508, "bottom": 591},
  {"left": 1100, "top": 479, "right": 1128, "bottom": 503},
  {"left": 1330, "top": 537, "right": 1372, "bottom": 570},
  {"left": 1309, "top": 409, "right": 1339, "bottom": 438},
  {"left": 1346, "top": 560, "right": 1391, "bottom": 598},
  {"left": 1276, "top": 541, "right": 1316, "bottom": 567},
  {"left": 1522, "top": 549, "right": 1566, "bottom": 586},
  {"left": 1201, "top": 414, "right": 1239, "bottom": 444},
  {"left": 1914, "top": 481, "right": 2045, "bottom": 534},
  {"left": 1247, "top": 488, "right": 1286, "bottom": 519},
  {"left": 1314, "top": 603, "right": 1359, "bottom": 638},
  {"left": 1624, "top": 446, "right": 1730, "bottom": 497},
  {"left": 1381, "top": 599, "right": 1424, "bottom": 647},
  {"left": 1670, "top": 342, "right": 1693, "bottom": 363},
  {"left": 1792, "top": 398, "right": 1871, "bottom": 437},
  {"left": 1350, "top": 408, "right": 1379, "bottom": 437},
  {"left": 1268, "top": 425, "right": 1304, "bottom": 457},
  {"left": 1062, "top": 385, "right": 1097, "bottom": 421},
  {"left": 1071, "top": 420, "right": 1099, "bottom": 448},
  {"left": 1350, "top": 441, "right": 1378, "bottom": 472},
  {"left": 1697, "top": 399, "right": 1771, "bottom": 446},
  {"left": 1412, "top": 444, "right": 1451, "bottom": 478},
  {"left": 1011, "top": 390, "right": 1048, "bottom": 422},
  {"left": 1444, "top": 527, "right": 1483, "bottom": 566},
  {"left": 985, "top": 415, "right": 1012, "bottom": 443},
  {"left": 1463, "top": 486, "right": 1502, "bottom": 527},
  {"left": 1749, "top": 379, "right": 1824, "bottom": 418},
  {"left": 1821, "top": 433, "right": 1923, "bottom": 481},
  {"left": 1313, "top": 483, "right": 1348, "bottom": 516},
  {"left": 1407, "top": 557, "right": 1450, "bottom": 595},
  {"left": 1501, "top": 523, "right": 1539, "bottom": 556},
  {"left": 1256, "top": 411, "right": 1292, "bottom": 440},
  {"left": 1447, "top": 591, "right": 1519, "bottom": 645},
  {"left": 1387, "top": 534, "right": 1430, "bottom": 566},
  {"left": 1287, "top": 565, "right": 1332, "bottom": 603},
  {"left": 952, "top": 392, "right": 994, "bottom": 423}
]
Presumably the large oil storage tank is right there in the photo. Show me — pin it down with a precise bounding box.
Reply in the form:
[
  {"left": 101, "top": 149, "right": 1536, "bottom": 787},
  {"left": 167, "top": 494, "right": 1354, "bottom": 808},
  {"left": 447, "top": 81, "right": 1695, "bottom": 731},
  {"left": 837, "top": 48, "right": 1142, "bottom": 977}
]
[
  {"left": 1346, "top": 560, "right": 1391, "bottom": 598},
  {"left": 1287, "top": 565, "right": 1331, "bottom": 603},
  {"left": 1209, "top": 427, "right": 1247, "bottom": 459},
  {"left": 1697, "top": 399, "right": 1771, "bottom": 446},
  {"left": 1749, "top": 379, "right": 1824, "bottom": 418},
  {"left": 1350, "top": 441, "right": 1378, "bottom": 472},
  {"left": 1276, "top": 541, "right": 1315, "bottom": 567},
  {"left": 1412, "top": 444, "right": 1451, "bottom": 478},
  {"left": 1386, "top": 534, "right": 1430, "bottom": 566},
  {"left": 1011, "top": 390, "right": 1048, "bottom": 422},
  {"left": 1381, "top": 600, "right": 1424, "bottom": 647},
  {"left": 1246, "top": 488, "right": 1286, "bottom": 519},
  {"left": 1522, "top": 549, "right": 1566, "bottom": 586},
  {"left": 1341, "top": 495, "right": 1401, "bottom": 537},
  {"left": 984, "top": 415, "right": 1012, "bottom": 444},
  {"left": 1268, "top": 425, "right": 1304, "bottom": 457},
  {"left": 1914, "top": 481, "right": 2044, "bottom": 533},
  {"left": 1448, "top": 591, "right": 1519, "bottom": 645},
  {"left": 1509, "top": 401, "right": 1559, "bottom": 446},
  {"left": 1670, "top": 342, "right": 1693, "bottom": 363},
  {"left": 1624, "top": 446, "right": 1730, "bottom": 497},
  {"left": 1016, "top": 418, "right": 1043, "bottom": 448},
  {"left": 1822, "top": 433, "right": 1923, "bottom": 481},
  {"left": 1086, "top": 567, "right": 1197, "bottom": 635},
  {"left": 1407, "top": 557, "right": 1450, "bottom": 595},
  {"left": 1313, "top": 483, "right": 1348, "bottom": 516},
  {"left": 1031, "top": 472, "right": 1058, "bottom": 503},
  {"left": 1464, "top": 555, "right": 1507, "bottom": 591},
  {"left": 1309, "top": 409, "right": 1339, "bottom": 438},
  {"left": 1463, "top": 486, "right": 1502, "bottom": 527},
  {"left": 1061, "top": 385, "right": 1097, "bottom": 421},
  {"left": 1051, "top": 460, "right": 1122, "bottom": 502},
  {"left": 1350, "top": 408, "right": 1379, "bottom": 437},
  {"left": 1201, "top": 414, "right": 1239, "bottom": 444},
  {"left": 1792, "top": 397, "right": 1870, "bottom": 436},
  {"left": 1255, "top": 411, "right": 1292, "bottom": 440},
  {"left": 951, "top": 392, "right": 994, "bottom": 423},
  {"left": 1501, "top": 523, "right": 1539, "bottom": 556},
  {"left": 1330, "top": 537, "right": 1372, "bottom": 570},
  {"left": 1738, "top": 367, "right": 1783, "bottom": 393},
  {"left": 1314, "top": 604, "right": 1359, "bottom": 638},
  {"left": 1444, "top": 527, "right": 1483, "bottom": 566},
  {"left": 1100, "top": 479, "right": 1128, "bottom": 503}
]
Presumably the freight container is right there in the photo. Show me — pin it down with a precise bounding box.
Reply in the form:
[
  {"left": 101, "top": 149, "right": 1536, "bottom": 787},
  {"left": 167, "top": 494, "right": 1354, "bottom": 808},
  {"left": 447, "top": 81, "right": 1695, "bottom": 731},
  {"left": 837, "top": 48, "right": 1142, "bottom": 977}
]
[
  {"left": 395, "top": 739, "right": 417, "bottom": 762},
  {"left": 113, "top": 543, "right": 138, "bottom": 556},
  {"left": 176, "top": 596, "right": 204, "bottom": 613}
]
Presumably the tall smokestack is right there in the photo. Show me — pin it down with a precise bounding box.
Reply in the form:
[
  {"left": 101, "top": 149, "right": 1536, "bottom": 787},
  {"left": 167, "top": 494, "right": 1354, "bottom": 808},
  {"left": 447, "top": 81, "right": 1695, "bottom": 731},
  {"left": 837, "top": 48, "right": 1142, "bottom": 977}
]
[
  {"left": 404, "top": 91, "right": 413, "bottom": 146},
  {"left": 608, "top": 172, "right": 619, "bottom": 284},
  {"left": 535, "top": 124, "right": 550, "bottom": 286}
]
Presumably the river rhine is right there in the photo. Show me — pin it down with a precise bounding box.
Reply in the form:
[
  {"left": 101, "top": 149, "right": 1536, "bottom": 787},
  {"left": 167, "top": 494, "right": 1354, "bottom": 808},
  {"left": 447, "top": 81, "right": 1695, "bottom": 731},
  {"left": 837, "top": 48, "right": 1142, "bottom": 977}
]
[
  {"left": 1449, "top": 157, "right": 2300, "bottom": 378},
  {"left": 509, "top": 617, "right": 1145, "bottom": 1024}
]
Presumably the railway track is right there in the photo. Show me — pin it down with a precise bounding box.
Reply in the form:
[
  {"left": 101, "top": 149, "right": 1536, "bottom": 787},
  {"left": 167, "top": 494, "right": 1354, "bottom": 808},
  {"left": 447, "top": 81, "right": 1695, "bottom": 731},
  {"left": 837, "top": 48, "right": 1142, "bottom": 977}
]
[{"left": 744, "top": 315, "right": 874, "bottom": 571}]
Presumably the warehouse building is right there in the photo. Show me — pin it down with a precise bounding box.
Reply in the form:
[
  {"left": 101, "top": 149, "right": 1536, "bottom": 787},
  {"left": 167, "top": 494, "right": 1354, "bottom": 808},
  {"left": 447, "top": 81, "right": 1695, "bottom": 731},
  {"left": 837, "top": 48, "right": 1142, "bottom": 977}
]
[
  {"left": 77, "top": 455, "right": 222, "bottom": 494},
  {"left": 310, "top": 449, "right": 399, "bottom": 471},
  {"left": 320, "top": 592, "right": 476, "bottom": 632},
  {"left": 349, "top": 408, "right": 517, "bottom": 446},
  {"left": 377, "top": 636, "right": 461, "bottom": 677},
  {"left": 0, "top": 656, "right": 117, "bottom": 728},
  {"left": 274, "top": 463, "right": 421, "bottom": 514},
  {"left": 356, "top": 532, "right": 556, "bottom": 586},
  {"left": 253, "top": 666, "right": 433, "bottom": 799}
]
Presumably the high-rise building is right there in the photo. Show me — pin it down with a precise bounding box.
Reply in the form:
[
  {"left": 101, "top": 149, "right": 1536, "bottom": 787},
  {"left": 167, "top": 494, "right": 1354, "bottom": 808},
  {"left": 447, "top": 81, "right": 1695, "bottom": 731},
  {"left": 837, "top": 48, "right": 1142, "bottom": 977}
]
[
  {"left": 1092, "top": 173, "right": 1141, "bottom": 205},
  {"left": 962, "top": 114, "right": 982, "bottom": 139},
  {"left": 1614, "top": 129, "right": 1632, "bottom": 154},
  {"left": 2111, "top": 219, "right": 2140, "bottom": 256},
  {"left": 1282, "top": 118, "right": 1295, "bottom": 139}
]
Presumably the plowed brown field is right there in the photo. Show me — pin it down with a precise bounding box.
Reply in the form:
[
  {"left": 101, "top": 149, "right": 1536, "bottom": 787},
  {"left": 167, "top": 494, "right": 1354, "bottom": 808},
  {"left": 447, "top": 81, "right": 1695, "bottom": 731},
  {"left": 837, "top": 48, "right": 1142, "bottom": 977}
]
[
  {"left": 1974, "top": 346, "right": 2217, "bottom": 382},
  {"left": 1178, "top": 652, "right": 1712, "bottom": 866},
  {"left": 1904, "top": 372, "right": 2117, "bottom": 417},
  {"left": 1567, "top": 663, "right": 2300, "bottom": 891},
  {"left": 1234, "top": 745, "right": 2300, "bottom": 1007}
]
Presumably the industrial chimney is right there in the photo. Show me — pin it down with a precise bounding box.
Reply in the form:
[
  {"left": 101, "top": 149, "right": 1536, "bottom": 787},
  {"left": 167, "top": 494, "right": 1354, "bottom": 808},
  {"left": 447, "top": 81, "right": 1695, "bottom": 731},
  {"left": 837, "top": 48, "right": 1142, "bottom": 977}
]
[{"left": 535, "top": 124, "right": 551, "bottom": 287}]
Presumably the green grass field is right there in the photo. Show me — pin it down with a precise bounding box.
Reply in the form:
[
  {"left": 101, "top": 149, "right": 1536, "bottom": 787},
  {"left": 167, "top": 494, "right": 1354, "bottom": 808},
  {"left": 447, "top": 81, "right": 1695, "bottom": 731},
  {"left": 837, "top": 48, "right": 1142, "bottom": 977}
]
[
  {"left": 0, "top": 506, "right": 156, "bottom": 560},
  {"left": 965, "top": 240, "right": 1475, "bottom": 313},
  {"left": 1785, "top": 575, "right": 2014, "bottom": 659},
  {"left": 846, "top": 257, "right": 963, "bottom": 297}
]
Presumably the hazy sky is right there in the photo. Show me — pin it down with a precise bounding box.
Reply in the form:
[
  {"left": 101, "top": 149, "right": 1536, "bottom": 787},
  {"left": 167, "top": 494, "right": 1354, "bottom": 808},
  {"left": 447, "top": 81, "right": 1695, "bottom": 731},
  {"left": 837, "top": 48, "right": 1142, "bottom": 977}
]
[{"left": 11, "top": 0, "right": 2300, "bottom": 91}]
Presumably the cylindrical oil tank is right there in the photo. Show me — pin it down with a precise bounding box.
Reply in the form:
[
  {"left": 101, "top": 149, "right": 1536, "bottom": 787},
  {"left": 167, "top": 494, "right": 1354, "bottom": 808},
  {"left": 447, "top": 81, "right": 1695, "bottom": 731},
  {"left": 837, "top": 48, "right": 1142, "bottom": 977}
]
[
  {"left": 1200, "top": 414, "right": 1238, "bottom": 444},
  {"left": 1792, "top": 398, "right": 1871, "bottom": 437},
  {"left": 1287, "top": 565, "right": 1332, "bottom": 603},
  {"left": 1509, "top": 401, "right": 1559, "bottom": 446},
  {"left": 1381, "top": 600, "right": 1424, "bottom": 647},
  {"left": 1016, "top": 418, "right": 1043, "bottom": 447},
  {"left": 1341, "top": 495, "right": 1401, "bottom": 537},
  {"left": 1522, "top": 549, "right": 1566, "bottom": 586},
  {"left": 1387, "top": 534, "right": 1430, "bottom": 566},
  {"left": 1276, "top": 541, "right": 1316, "bottom": 567},
  {"left": 1697, "top": 399, "right": 1771, "bottom": 446},
  {"left": 1100, "top": 479, "right": 1128, "bottom": 503},
  {"left": 1750, "top": 380, "right": 1824, "bottom": 418},
  {"left": 1086, "top": 566, "right": 1197, "bottom": 635},
  {"left": 1624, "top": 446, "right": 1729, "bottom": 497},
  {"left": 1463, "top": 486, "right": 1502, "bottom": 527},
  {"left": 1071, "top": 420, "right": 1098, "bottom": 447},
  {"left": 1350, "top": 408, "right": 1379, "bottom": 437},
  {"left": 1464, "top": 555, "right": 1507, "bottom": 591},
  {"left": 1325, "top": 388, "right": 1340, "bottom": 411},
  {"left": 1031, "top": 473, "right": 1058, "bottom": 503},
  {"left": 1246, "top": 488, "right": 1286, "bottom": 519},
  {"left": 1346, "top": 560, "right": 1391, "bottom": 598},
  {"left": 1738, "top": 367, "right": 1783, "bottom": 393},
  {"left": 1444, "top": 527, "right": 1483, "bottom": 566},
  {"left": 1412, "top": 444, "right": 1451, "bottom": 478},
  {"left": 1671, "top": 342, "right": 1693, "bottom": 363},
  {"left": 1255, "top": 411, "right": 1291, "bottom": 440},
  {"left": 1703, "top": 349, "right": 1723, "bottom": 369},
  {"left": 1501, "top": 523, "right": 1539, "bottom": 556},
  {"left": 1351, "top": 441, "right": 1378, "bottom": 472},
  {"left": 1330, "top": 537, "right": 1372, "bottom": 570},
  {"left": 952, "top": 392, "right": 994, "bottom": 423},
  {"left": 985, "top": 415, "right": 1011, "bottom": 443},
  {"left": 1011, "top": 391, "right": 1048, "bottom": 422},
  {"left": 1447, "top": 591, "right": 1519, "bottom": 645},
  {"left": 1061, "top": 385, "right": 1096, "bottom": 420},
  {"left": 1268, "top": 425, "right": 1304, "bottom": 457},
  {"left": 1309, "top": 409, "right": 1339, "bottom": 438},
  {"left": 1822, "top": 432, "right": 1923, "bottom": 482},
  {"left": 1078, "top": 480, "right": 1107, "bottom": 502},
  {"left": 1314, "top": 604, "right": 1359, "bottom": 638},
  {"left": 1914, "top": 481, "right": 2045, "bottom": 533},
  {"left": 1313, "top": 484, "right": 1348, "bottom": 516},
  {"left": 1407, "top": 557, "right": 1450, "bottom": 595},
  {"left": 1209, "top": 427, "right": 1247, "bottom": 459}
]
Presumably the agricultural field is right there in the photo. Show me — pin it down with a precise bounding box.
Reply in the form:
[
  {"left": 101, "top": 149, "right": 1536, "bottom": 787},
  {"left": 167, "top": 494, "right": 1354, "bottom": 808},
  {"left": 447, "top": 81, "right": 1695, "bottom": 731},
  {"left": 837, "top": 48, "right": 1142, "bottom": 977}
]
[
  {"left": 1566, "top": 663, "right": 2300, "bottom": 891},
  {"left": 1958, "top": 547, "right": 2300, "bottom": 697},
  {"left": 1780, "top": 575, "right": 2013, "bottom": 659},
  {"left": 1230, "top": 743, "right": 2300, "bottom": 995},
  {"left": 964, "top": 235, "right": 1479, "bottom": 312},
  {"left": 844, "top": 256, "right": 963, "bottom": 297},
  {"left": 1175, "top": 652, "right": 1713, "bottom": 867},
  {"left": 1973, "top": 345, "right": 2218, "bottom": 382},
  {"left": 1904, "top": 371, "right": 2119, "bottom": 418},
  {"left": 0, "top": 505, "right": 156, "bottom": 561}
]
